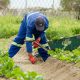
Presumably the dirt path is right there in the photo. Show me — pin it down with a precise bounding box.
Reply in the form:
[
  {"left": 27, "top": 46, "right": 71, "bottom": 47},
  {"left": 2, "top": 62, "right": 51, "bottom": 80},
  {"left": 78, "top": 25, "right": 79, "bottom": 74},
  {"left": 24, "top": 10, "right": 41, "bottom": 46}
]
[{"left": 12, "top": 46, "right": 80, "bottom": 80}]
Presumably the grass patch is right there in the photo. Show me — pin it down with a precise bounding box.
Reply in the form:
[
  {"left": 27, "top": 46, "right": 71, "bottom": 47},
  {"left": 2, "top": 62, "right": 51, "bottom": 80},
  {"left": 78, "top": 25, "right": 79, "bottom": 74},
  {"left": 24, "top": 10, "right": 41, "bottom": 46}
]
[
  {"left": 47, "top": 17, "right": 80, "bottom": 40},
  {"left": 0, "top": 15, "right": 22, "bottom": 38}
]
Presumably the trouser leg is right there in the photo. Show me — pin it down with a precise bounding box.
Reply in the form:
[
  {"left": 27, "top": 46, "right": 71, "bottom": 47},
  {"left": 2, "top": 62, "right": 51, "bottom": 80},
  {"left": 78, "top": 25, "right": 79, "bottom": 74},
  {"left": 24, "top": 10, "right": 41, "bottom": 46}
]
[
  {"left": 8, "top": 19, "right": 26, "bottom": 58},
  {"left": 8, "top": 36, "right": 25, "bottom": 57},
  {"left": 9, "top": 44, "right": 21, "bottom": 58},
  {"left": 38, "top": 47, "right": 50, "bottom": 61}
]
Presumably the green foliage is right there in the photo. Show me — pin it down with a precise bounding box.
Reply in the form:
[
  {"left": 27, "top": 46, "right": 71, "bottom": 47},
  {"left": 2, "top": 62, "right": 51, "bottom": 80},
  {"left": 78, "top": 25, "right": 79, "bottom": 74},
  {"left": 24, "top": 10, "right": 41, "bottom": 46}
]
[
  {"left": 47, "top": 17, "right": 80, "bottom": 64},
  {"left": 46, "top": 17, "right": 80, "bottom": 40},
  {"left": 0, "top": 15, "right": 80, "bottom": 66},
  {"left": 0, "top": 51, "right": 43, "bottom": 80},
  {"left": 0, "top": 16, "right": 80, "bottom": 39},
  {"left": 0, "top": 15, "right": 22, "bottom": 38},
  {"left": 48, "top": 47, "right": 80, "bottom": 63},
  {"left": 71, "top": 27, "right": 80, "bottom": 35}
]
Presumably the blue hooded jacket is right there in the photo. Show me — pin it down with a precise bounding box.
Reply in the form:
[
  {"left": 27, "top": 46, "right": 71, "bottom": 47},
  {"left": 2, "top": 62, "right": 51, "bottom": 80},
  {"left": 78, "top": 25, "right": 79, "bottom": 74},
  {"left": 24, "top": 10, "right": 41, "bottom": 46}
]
[{"left": 22, "top": 12, "right": 49, "bottom": 53}]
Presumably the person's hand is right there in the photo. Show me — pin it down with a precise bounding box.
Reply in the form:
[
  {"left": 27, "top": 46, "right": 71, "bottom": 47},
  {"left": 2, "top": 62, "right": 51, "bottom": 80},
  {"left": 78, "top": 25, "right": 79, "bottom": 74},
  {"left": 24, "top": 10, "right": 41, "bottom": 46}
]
[
  {"left": 33, "top": 37, "right": 41, "bottom": 48},
  {"left": 28, "top": 54, "right": 37, "bottom": 64}
]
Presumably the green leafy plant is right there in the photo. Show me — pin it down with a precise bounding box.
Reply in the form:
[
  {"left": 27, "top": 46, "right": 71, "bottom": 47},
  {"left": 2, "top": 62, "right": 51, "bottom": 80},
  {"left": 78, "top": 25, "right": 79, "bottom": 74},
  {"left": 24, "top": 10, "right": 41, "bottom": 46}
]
[
  {"left": 71, "top": 27, "right": 80, "bottom": 35},
  {"left": 48, "top": 47, "right": 80, "bottom": 63},
  {"left": 0, "top": 51, "right": 43, "bottom": 80}
]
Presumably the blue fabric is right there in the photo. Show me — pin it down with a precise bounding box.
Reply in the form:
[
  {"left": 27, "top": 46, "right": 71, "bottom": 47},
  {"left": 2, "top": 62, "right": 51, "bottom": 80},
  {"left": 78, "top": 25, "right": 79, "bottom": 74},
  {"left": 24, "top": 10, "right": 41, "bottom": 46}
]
[
  {"left": 27, "top": 12, "right": 49, "bottom": 30},
  {"left": 34, "top": 32, "right": 50, "bottom": 61},
  {"left": 9, "top": 45, "right": 20, "bottom": 58},
  {"left": 26, "top": 41, "right": 32, "bottom": 53},
  {"left": 38, "top": 48, "right": 50, "bottom": 61},
  {"left": 8, "top": 12, "right": 49, "bottom": 58},
  {"left": 26, "top": 12, "right": 49, "bottom": 53}
]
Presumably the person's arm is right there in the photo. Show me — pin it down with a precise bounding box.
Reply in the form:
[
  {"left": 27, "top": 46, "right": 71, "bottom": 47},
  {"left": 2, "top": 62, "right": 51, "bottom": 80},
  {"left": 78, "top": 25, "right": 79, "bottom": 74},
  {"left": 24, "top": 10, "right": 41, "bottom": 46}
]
[
  {"left": 40, "top": 32, "right": 50, "bottom": 49},
  {"left": 25, "top": 28, "right": 35, "bottom": 54},
  {"left": 33, "top": 32, "right": 49, "bottom": 49},
  {"left": 26, "top": 29, "right": 37, "bottom": 64}
]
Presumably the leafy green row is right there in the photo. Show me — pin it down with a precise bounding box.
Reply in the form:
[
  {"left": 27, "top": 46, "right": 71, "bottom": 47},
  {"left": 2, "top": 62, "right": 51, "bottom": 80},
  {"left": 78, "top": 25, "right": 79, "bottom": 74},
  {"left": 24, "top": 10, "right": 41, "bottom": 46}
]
[
  {"left": 48, "top": 48, "right": 80, "bottom": 63},
  {"left": 0, "top": 51, "right": 43, "bottom": 80}
]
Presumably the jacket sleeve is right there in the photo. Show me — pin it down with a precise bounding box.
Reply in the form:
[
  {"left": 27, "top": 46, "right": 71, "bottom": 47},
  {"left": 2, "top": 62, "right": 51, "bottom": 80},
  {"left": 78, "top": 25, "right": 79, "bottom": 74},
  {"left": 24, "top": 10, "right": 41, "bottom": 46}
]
[
  {"left": 40, "top": 32, "right": 50, "bottom": 49},
  {"left": 26, "top": 28, "right": 35, "bottom": 53}
]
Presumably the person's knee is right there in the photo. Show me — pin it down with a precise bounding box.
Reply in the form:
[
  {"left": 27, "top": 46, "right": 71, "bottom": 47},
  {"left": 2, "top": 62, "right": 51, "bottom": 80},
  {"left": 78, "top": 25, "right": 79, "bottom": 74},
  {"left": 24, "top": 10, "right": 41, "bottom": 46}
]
[{"left": 8, "top": 44, "right": 21, "bottom": 58}]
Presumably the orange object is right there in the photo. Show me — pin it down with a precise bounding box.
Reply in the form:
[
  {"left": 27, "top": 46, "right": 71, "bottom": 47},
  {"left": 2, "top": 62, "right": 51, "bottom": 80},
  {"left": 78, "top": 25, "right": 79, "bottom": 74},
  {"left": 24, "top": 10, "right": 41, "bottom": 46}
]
[
  {"left": 33, "top": 37, "right": 41, "bottom": 48},
  {"left": 28, "top": 55, "right": 36, "bottom": 64}
]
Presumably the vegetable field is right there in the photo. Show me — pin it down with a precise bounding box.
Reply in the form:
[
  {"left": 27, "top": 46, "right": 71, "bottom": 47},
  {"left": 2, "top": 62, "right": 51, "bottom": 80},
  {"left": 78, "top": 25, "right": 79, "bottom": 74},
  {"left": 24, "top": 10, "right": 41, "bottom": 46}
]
[
  {"left": 0, "top": 51, "right": 43, "bottom": 80},
  {"left": 0, "top": 15, "right": 80, "bottom": 80}
]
